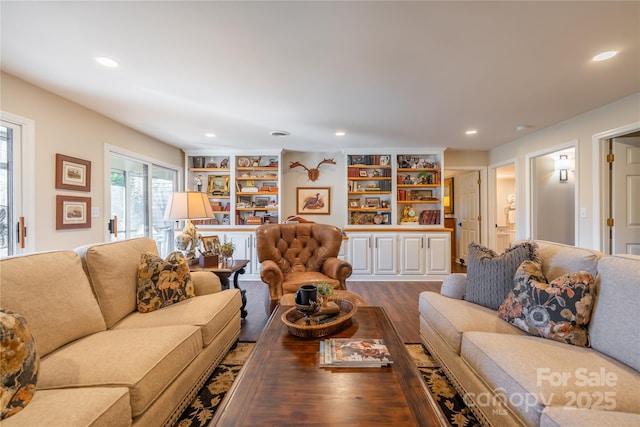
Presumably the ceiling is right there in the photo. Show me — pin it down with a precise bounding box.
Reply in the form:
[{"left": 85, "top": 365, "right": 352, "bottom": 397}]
[{"left": 1, "top": 1, "right": 639, "bottom": 153}]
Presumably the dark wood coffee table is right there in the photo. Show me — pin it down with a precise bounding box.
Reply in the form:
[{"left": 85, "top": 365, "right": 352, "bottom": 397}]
[{"left": 211, "top": 306, "right": 448, "bottom": 426}]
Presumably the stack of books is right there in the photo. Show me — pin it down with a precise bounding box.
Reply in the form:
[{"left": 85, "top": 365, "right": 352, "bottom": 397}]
[{"left": 319, "top": 338, "right": 394, "bottom": 368}]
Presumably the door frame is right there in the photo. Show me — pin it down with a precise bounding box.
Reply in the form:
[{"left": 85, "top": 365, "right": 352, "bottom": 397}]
[
  {"left": 525, "top": 140, "right": 578, "bottom": 244},
  {"left": 488, "top": 158, "right": 517, "bottom": 251},
  {"left": 592, "top": 122, "right": 640, "bottom": 252},
  {"left": 443, "top": 165, "right": 488, "bottom": 258},
  {"left": 0, "top": 111, "right": 35, "bottom": 254}
]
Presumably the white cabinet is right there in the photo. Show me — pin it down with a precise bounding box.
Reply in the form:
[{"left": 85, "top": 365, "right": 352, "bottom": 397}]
[
  {"left": 349, "top": 234, "right": 373, "bottom": 275},
  {"left": 373, "top": 234, "right": 397, "bottom": 275},
  {"left": 222, "top": 232, "right": 261, "bottom": 277},
  {"left": 346, "top": 230, "right": 450, "bottom": 279},
  {"left": 400, "top": 234, "right": 425, "bottom": 275},
  {"left": 426, "top": 233, "right": 451, "bottom": 275}
]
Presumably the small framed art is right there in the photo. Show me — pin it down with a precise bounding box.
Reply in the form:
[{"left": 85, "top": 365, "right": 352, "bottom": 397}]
[
  {"left": 56, "top": 154, "right": 91, "bottom": 192},
  {"left": 56, "top": 195, "right": 91, "bottom": 229},
  {"left": 297, "top": 187, "right": 330, "bottom": 215},
  {"left": 201, "top": 235, "right": 221, "bottom": 255}
]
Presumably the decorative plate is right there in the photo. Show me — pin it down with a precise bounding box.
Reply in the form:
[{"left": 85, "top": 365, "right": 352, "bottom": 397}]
[
  {"left": 238, "top": 157, "right": 250, "bottom": 167},
  {"left": 374, "top": 214, "right": 383, "bottom": 224}
]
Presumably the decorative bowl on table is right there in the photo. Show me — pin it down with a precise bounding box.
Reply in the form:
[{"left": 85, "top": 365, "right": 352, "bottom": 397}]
[{"left": 281, "top": 299, "right": 357, "bottom": 338}]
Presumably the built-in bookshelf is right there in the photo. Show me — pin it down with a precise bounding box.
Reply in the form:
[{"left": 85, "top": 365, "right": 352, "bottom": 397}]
[
  {"left": 396, "top": 154, "right": 442, "bottom": 225},
  {"left": 187, "top": 155, "right": 231, "bottom": 226},
  {"left": 347, "top": 154, "right": 393, "bottom": 225},
  {"left": 234, "top": 156, "right": 279, "bottom": 225}
]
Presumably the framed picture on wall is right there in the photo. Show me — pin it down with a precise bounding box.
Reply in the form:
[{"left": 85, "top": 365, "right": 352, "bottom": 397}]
[
  {"left": 296, "top": 187, "right": 330, "bottom": 215},
  {"left": 56, "top": 195, "right": 91, "bottom": 229},
  {"left": 56, "top": 154, "right": 91, "bottom": 192}
]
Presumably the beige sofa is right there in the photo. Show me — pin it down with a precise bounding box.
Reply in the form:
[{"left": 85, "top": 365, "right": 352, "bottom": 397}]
[
  {"left": 419, "top": 240, "right": 640, "bottom": 426},
  {"left": 1, "top": 237, "right": 242, "bottom": 427}
]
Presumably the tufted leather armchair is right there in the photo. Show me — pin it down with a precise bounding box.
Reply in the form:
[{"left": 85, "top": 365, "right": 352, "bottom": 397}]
[{"left": 256, "top": 223, "right": 352, "bottom": 312}]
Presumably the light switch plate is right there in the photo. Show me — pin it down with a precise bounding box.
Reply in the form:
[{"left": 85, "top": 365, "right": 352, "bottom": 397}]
[{"left": 91, "top": 207, "right": 100, "bottom": 218}]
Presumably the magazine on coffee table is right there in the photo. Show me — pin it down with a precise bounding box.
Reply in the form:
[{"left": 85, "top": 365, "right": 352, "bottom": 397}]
[{"left": 320, "top": 338, "right": 394, "bottom": 368}]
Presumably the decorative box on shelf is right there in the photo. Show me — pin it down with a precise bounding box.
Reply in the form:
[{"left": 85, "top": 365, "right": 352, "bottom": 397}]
[
  {"left": 199, "top": 255, "right": 219, "bottom": 268},
  {"left": 245, "top": 216, "right": 263, "bottom": 225}
]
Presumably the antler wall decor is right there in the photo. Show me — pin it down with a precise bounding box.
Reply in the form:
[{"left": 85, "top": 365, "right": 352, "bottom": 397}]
[{"left": 289, "top": 158, "right": 336, "bottom": 181}]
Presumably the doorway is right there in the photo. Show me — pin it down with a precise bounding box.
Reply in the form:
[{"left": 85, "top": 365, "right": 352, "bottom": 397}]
[
  {"left": 529, "top": 146, "right": 576, "bottom": 245},
  {"left": 494, "top": 163, "right": 516, "bottom": 253}
]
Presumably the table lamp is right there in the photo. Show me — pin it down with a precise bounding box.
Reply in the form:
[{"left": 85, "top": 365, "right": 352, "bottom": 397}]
[{"left": 164, "top": 191, "right": 214, "bottom": 264}]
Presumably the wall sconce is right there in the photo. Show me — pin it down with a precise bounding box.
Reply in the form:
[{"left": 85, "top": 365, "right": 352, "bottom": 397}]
[{"left": 555, "top": 154, "right": 573, "bottom": 182}]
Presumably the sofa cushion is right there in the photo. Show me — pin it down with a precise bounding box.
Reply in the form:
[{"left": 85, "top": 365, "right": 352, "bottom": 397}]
[
  {"left": 0, "top": 387, "right": 131, "bottom": 427},
  {"left": 112, "top": 289, "right": 242, "bottom": 346},
  {"left": 76, "top": 237, "right": 159, "bottom": 328},
  {"left": 0, "top": 310, "right": 39, "bottom": 420},
  {"left": 0, "top": 251, "right": 106, "bottom": 357},
  {"left": 498, "top": 260, "right": 595, "bottom": 347},
  {"left": 589, "top": 255, "right": 640, "bottom": 372},
  {"left": 461, "top": 332, "right": 640, "bottom": 426},
  {"left": 418, "top": 292, "right": 525, "bottom": 355},
  {"left": 137, "top": 251, "right": 195, "bottom": 313},
  {"left": 541, "top": 407, "right": 640, "bottom": 427},
  {"left": 536, "top": 240, "right": 602, "bottom": 281},
  {"left": 466, "top": 241, "right": 539, "bottom": 310},
  {"left": 37, "top": 325, "right": 202, "bottom": 417}
]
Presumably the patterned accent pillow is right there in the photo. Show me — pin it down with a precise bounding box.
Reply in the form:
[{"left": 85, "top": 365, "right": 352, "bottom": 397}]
[
  {"left": 137, "top": 251, "right": 195, "bottom": 313},
  {"left": 465, "top": 241, "right": 539, "bottom": 310},
  {"left": 1, "top": 309, "right": 39, "bottom": 419},
  {"left": 498, "top": 260, "right": 595, "bottom": 347}
]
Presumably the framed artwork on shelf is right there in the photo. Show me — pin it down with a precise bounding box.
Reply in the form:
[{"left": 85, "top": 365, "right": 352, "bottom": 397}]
[
  {"left": 201, "top": 235, "right": 221, "bottom": 255},
  {"left": 358, "top": 170, "right": 368, "bottom": 177},
  {"left": 296, "top": 187, "right": 331, "bottom": 215},
  {"left": 56, "top": 154, "right": 91, "bottom": 192},
  {"left": 444, "top": 178, "right": 454, "bottom": 214},
  {"left": 254, "top": 196, "right": 270, "bottom": 208},
  {"left": 349, "top": 198, "right": 360, "bottom": 208},
  {"left": 365, "top": 197, "right": 380, "bottom": 208},
  {"left": 56, "top": 195, "right": 91, "bottom": 230}
]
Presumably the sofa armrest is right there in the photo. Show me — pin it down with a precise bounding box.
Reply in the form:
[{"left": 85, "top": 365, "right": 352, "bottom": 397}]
[
  {"left": 321, "top": 257, "right": 352, "bottom": 290},
  {"left": 190, "top": 271, "right": 222, "bottom": 295},
  {"left": 440, "top": 273, "right": 467, "bottom": 299}
]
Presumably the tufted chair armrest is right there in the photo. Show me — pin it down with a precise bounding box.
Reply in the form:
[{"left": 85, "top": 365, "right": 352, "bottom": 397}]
[
  {"left": 260, "top": 260, "right": 285, "bottom": 305},
  {"left": 321, "top": 257, "right": 351, "bottom": 290}
]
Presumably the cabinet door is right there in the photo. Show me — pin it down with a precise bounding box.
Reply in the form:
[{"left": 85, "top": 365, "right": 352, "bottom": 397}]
[
  {"left": 348, "top": 234, "right": 372, "bottom": 275},
  {"left": 373, "top": 234, "right": 397, "bottom": 274},
  {"left": 224, "top": 232, "right": 254, "bottom": 273},
  {"left": 400, "top": 234, "right": 425, "bottom": 275},
  {"left": 426, "top": 234, "right": 451, "bottom": 275}
]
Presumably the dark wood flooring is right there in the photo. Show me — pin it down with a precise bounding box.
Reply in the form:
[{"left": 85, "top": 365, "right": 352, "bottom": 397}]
[{"left": 239, "top": 262, "right": 466, "bottom": 342}]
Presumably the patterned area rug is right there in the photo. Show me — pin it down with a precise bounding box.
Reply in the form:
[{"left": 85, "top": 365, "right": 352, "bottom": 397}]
[{"left": 174, "top": 342, "right": 480, "bottom": 427}]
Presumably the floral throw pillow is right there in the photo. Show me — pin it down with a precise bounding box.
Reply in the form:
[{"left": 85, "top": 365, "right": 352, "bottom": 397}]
[
  {"left": 137, "top": 251, "right": 195, "bottom": 313},
  {"left": 498, "top": 260, "right": 595, "bottom": 347},
  {"left": 1, "top": 309, "right": 39, "bottom": 419}
]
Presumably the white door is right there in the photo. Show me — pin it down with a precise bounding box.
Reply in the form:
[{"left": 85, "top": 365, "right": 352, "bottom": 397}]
[
  {"left": 459, "top": 171, "right": 481, "bottom": 263},
  {"left": 373, "top": 234, "right": 397, "bottom": 275},
  {"left": 400, "top": 234, "right": 425, "bottom": 275},
  {"left": 426, "top": 234, "right": 451, "bottom": 275},
  {"left": 613, "top": 137, "right": 640, "bottom": 255},
  {"left": 349, "top": 234, "right": 372, "bottom": 275}
]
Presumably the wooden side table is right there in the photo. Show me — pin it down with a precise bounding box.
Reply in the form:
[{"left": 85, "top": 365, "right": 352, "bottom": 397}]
[{"left": 190, "top": 259, "right": 249, "bottom": 318}]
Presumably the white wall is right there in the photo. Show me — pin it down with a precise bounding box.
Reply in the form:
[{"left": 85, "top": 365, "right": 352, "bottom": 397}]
[
  {"left": 489, "top": 92, "right": 640, "bottom": 250},
  {"left": 1, "top": 72, "right": 183, "bottom": 251}
]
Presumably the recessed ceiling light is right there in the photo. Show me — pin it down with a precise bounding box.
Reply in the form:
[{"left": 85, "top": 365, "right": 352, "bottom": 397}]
[
  {"left": 205, "top": 133, "right": 216, "bottom": 138},
  {"left": 95, "top": 56, "right": 119, "bottom": 68},
  {"left": 465, "top": 129, "right": 478, "bottom": 135},
  {"left": 515, "top": 125, "right": 529, "bottom": 132},
  {"left": 335, "top": 131, "right": 346, "bottom": 136},
  {"left": 592, "top": 51, "right": 617, "bottom": 62},
  {"left": 270, "top": 130, "right": 289, "bottom": 137}
]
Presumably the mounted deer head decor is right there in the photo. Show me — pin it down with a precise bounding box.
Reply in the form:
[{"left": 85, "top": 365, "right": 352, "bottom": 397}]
[{"left": 289, "top": 158, "right": 336, "bottom": 181}]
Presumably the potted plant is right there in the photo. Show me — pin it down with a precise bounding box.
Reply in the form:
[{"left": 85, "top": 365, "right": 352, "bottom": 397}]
[
  {"left": 220, "top": 241, "right": 235, "bottom": 262},
  {"left": 316, "top": 282, "right": 334, "bottom": 306}
]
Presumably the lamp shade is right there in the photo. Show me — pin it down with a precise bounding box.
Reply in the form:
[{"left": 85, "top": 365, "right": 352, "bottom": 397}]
[{"left": 164, "top": 192, "right": 214, "bottom": 221}]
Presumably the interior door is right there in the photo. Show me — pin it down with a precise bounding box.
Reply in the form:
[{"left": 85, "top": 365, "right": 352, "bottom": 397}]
[
  {"left": 458, "top": 171, "right": 481, "bottom": 263},
  {"left": 613, "top": 137, "right": 640, "bottom": 254}
]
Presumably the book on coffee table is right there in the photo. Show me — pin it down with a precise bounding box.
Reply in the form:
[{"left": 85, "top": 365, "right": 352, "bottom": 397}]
[{"left": 320, "top": 338, "right": 394, "bottom": 368}]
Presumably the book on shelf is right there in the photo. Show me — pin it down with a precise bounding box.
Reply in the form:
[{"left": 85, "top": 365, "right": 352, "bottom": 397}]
[{"left": 319, "top": 338, "right": 394, "bottom": 368}]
